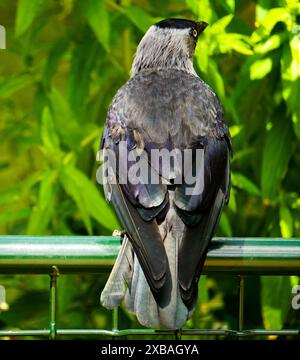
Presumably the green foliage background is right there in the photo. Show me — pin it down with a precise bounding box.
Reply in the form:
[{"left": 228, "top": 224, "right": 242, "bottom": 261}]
[{"left": 0, "top": 0, "right": 300, "bottom": 339}]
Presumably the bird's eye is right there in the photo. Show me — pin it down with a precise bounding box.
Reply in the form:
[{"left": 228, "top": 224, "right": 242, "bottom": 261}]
[{"left": 192, "top": 29, "right": 198, "bottom": 38}]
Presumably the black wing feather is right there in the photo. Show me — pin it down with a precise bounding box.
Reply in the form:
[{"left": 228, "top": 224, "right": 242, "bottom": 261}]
[
  {"left": 174, "top": 137, "right": 230, "bottom": 307},
  {"left": 108, "top": 178, "right": 167, "bottom": 291},
  {"left": 178, "top": 188, "right": 226, "bottom": 307}
]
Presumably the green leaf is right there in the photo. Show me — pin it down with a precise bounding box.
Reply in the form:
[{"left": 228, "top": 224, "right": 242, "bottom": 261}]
[
  {"left": 43, "top": 37, "right": 69, "bottom": 87},
  {"left": 26, "top": 170, "right": 57, "bottom": 234},
  {"left": 281, "top": 38, "right": 300, "bottom": 139},
  {"left": 232, "top": 148, "right": 255, "bottom": 163},
  {"left": 261, "top": 276, "right": 291, "bottom": 329},
  {"left": 261, "top": 117, "right": 294, "bottom": 200},
  {"left": 198, "top": 275, "right": 209, "bottom": 316},
  {"left": 219, "top": 0, "right": 235, "bottom": 13},
  {"left": 0, "top": 186, "right": 21, "bottom": 205},
  {"left": 41, "top": 107, "right": 60, "bottom": 151},
  {"left": 0, "top": 73, "right": 32, "bottom": 97},
  {"left": 231, "top": 172, "right": 261, "bottom": 196},
  {"left": 228, "top": 188, "right": 237, "bottom": 213},
  {"left": 290, "top": 275, "right": 299, "bottom": 287},
  {"left": 58, "top": 276, "right": 80, "bottom": 316},
  {"left": 252, "top": 7, "right": 291, "bottom": 42},
  {"left": 229, "top": 125, "right": 242, "bottom": 138},
  {"left": 60, "top": 167, "right": 93, "bottom": 234},
  {"left": 67, "top": 32, "right": 98, "bottom": 120},
  {"left": 291, "top": 110, "right": 300, "bottom": 139},
  {"left": 191, "top": 274, "right": 209, "bottom": 328},
  {"left": 0, "top": 208, "right": 31, "bottom": 225},
  {"left": 229, "top": 38, "right": 253, "bottom": 55},
  {"left": 84, "top": 0, "right": 110, "bottom": 51},
  {"left": 186, "top": 0, "right": 214, "bottom": 23},
  {"left": 212, "top": 33, "right": 253, "bottom": 55},
  {"left": 123, "top": 6, "right": 154, "bottom": 33},
  {"left": 195, "top": 39, "right": 209, "bottom": 73},
  {"left": 219, "top": 212, "right": 232, "bottom": 237},
  {"left": 256, "top": 0, "right": 273, "bottom": 23},
  {"left": 49, "top": 88, "right": 82, "bottom": 150},
  {"left": 279, "top": 206, "right": 293, "bottom": 238},
  {"left": 15, "top": 0, "right": 43, "bottom": 37},
  {"left": 209, "top": 15, "right": 234, "bottom": 34},
  {"left": 250, "top": 57, "right": 272, "bottom": 80},
  {"left": 201, "top": 60, "right": 225, "bottom": 100},
  {"left": 61, "top": 165, "right": 118, "bottom": 232},
  {"left": 254, "top": 32, "right": 288, "bottom": 54},
  {"left": 227, "top": 39, "right": 253, "bottom": 55}
]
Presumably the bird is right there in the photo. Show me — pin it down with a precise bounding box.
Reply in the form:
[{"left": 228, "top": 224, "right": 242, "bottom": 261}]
[{"left": 99, "top": 18, "right": 231, "bottom": 329}]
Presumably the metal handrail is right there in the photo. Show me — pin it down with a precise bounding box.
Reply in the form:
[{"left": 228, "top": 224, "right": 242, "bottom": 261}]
[
  {"left": 1, "top": 236, "right": 300, "bottom": 274},
  {"left": 0, "top": 236, "right": 300, "bottom": 339}
]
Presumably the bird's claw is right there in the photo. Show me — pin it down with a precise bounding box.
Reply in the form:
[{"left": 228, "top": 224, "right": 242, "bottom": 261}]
[{"left": 112, "top": 229, "right": 127, "bottom": 243}]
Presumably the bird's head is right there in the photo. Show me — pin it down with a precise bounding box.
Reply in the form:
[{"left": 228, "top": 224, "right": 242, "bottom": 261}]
[{"left": 131, "top": 18, "right": 208, "bottom": 76}]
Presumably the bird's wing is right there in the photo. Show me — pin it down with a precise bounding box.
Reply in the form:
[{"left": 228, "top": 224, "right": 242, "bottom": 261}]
[{"left": 176, "top": 137, "right": 231, "bottom": 308}]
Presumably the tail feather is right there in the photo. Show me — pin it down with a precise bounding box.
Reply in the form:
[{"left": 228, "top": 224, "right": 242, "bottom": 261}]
[
  {"left": 100, "top": 236, "right": 133, "bottom": 309},
  {"left": 123, "top": 254, "right": 139, "bottom": 313},
  {"left": 129, "top": 259, "right": 160, "bottom": 327},
  {"left": 155, "top": 205, "right": 189, "bottom": 328}
]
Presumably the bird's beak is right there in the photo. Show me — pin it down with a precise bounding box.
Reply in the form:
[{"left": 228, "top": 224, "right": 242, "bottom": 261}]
[{"left": 196, "top": 21, "right": 208, "bottom": 34}]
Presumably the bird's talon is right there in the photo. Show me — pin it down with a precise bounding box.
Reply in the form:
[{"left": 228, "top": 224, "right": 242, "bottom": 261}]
[{"left": 112, "top": 229, "right": 127, "bottom": 243}]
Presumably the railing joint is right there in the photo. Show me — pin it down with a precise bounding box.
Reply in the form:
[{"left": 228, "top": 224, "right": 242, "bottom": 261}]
[{"left": 175, "top": 328, "right": 182, "bottom": 340}]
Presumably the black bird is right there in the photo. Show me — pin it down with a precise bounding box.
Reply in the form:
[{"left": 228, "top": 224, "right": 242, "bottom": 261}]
[{"left": 99, "top": 18, "right": 231, "bottom": 328}]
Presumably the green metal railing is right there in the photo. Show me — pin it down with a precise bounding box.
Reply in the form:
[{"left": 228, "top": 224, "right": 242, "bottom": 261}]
[{"left": 0, "top": 236, "right": 300, "bottom": 339}]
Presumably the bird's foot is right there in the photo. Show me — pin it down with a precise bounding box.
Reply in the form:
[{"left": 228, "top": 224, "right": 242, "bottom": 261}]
[{"left": 112, "top": 229, "right": 127, "bottom": 244}]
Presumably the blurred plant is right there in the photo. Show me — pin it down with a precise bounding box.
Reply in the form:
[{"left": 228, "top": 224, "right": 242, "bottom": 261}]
[{"left": 0, "top": 0, "right": 299, "bottom": 338}]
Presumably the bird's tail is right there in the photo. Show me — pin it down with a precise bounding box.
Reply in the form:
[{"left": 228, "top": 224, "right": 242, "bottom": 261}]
[{"left": 100, "top": 195, "right": 194, "bottom": 329}]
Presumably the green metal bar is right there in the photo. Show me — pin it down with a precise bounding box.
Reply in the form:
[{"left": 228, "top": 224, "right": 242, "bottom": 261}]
[
  {"left": 0, "top": 328, "right": 299, "bottom": 337},
  {"left": 112, "top": 308, "right": 118, "bottom": 331},
  {"left": 49, "top": 266, "right": 59, "bottom": 340},
  {"left": 238, "top": 276, "right": 245, "bottom": 332},
  {"left": 1, "top": 236, "right": 300, "bottom": 274},
  {"left": 237, "top": 276, "right": 245, "bottom": 339},
  {"left": 0, "top": 330, "right": 50, "bottom": 337},
  {"left": 111, "top": 308, "right": 118, "bottom": 341},
  {"left": 1, "top": 236, "right": 300, "bottom": 339},
  {"left": 0, "top": 236, "right": 120, "bottom": 273},
  {"left": 175, "top": 328, "right": 182, "bottom": 340}
]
